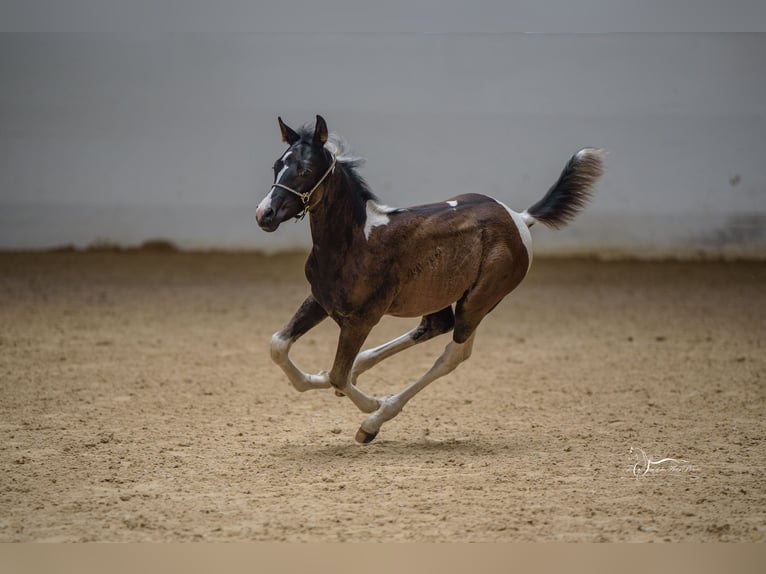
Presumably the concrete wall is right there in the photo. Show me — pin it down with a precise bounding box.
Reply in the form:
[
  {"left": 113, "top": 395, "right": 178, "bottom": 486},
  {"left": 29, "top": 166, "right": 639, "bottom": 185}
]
[{"left": 1, "top": 3, "right": 765, "bottom": 256}]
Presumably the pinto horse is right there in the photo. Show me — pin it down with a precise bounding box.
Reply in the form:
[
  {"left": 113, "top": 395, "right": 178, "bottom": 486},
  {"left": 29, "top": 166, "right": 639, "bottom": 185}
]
[{"left": 256, "top": 115, "right": 603, "bottom": 443}]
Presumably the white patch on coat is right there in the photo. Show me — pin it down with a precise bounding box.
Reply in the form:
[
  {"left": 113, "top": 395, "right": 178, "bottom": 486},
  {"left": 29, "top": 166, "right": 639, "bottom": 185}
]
[
  {"left": 364, "top": 200, "right": 396, "bottom": 240},
  {"left": 520, "top": 210, "right": 536, "bottom": 227},
  {"left": 493, "top": 199, "right": 533, "bottom": 272},
  {"left": 446, "top": 200, "right": 458, "bottom": 208}
]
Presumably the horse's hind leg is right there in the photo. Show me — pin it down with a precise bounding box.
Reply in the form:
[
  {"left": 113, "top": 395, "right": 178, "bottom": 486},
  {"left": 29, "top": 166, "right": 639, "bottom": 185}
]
[
  {"left": 350, "top": 306, "right": 454, "bottom": 385},
  {"left": 355, "top": 331, "right": 475, "bottom": 443},
  {"left": 355, "top": 254, "right": 520, "bottom": 442}
]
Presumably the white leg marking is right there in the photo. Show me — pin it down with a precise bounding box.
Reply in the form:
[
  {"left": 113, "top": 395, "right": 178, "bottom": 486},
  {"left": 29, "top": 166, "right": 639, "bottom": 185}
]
[
  {"left": 270, "top": 332, "right": 291, "bottom": 365},
  {"left": 493, "top": 199, "right": 533, "bottom": 272},
  {"left": 270, "top": 332, "right": 331, "bottom": 392},
  {"left": 351, "top": 330, "right": 420, "bottom": 383},
  {"left": 364, "top": 200, "right": 395, "bottom": 240},
  {"left": 358, "top": 334, "right": 476, "bottom": 436},
  {"left": 337, "top": 382, "right": 381, "bottom": 414}
]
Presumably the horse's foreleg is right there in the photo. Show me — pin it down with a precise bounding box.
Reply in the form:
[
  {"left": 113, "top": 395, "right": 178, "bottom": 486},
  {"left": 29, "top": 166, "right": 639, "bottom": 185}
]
[
  {"left": 355, "top": 332, "right": 476, "bottom": 443},
  {"left": 350, "top": 307, "right": 454, "bottom": 385},
  {"left": 328, "top": 321, "right": 381, "bottom": 414},
  {"left": 270, "top": 295, "right": 331, "bottom": 392}
]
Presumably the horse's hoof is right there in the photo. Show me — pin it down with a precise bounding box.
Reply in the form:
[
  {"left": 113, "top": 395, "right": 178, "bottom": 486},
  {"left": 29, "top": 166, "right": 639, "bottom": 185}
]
[
  {"left": 334, "top": 390, "right": 345, "bottom": 397},
  {"left": 355, "top": 428, "right": 378, "bottom": 444}
]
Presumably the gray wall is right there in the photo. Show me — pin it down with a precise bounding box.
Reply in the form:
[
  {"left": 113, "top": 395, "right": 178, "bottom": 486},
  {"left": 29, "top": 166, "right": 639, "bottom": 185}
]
[{"left": 1, "top": 3, "right": 765, "bottom": 256}]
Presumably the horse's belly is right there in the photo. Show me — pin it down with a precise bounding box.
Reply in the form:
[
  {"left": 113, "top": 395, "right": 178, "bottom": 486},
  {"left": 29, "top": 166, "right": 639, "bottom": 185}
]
[{"left": 385, "top": 255, "right": 480, "bottom": 317}]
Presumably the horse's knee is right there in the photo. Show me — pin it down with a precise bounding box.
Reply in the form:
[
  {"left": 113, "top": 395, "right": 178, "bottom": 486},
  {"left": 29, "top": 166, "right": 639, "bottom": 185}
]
[{"left": 270, "top": 332, "right": 291, "bottom": 365}]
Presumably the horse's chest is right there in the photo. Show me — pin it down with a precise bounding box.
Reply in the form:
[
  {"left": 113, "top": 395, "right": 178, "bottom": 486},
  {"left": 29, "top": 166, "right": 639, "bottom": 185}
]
[{"left": 305, "top": 254, "right": 386, "bottom": 319}]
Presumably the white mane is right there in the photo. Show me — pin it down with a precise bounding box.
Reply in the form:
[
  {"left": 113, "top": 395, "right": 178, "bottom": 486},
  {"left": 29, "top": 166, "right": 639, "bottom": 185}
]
[{"left": 325, "top": 133, "right": 365, "bottom": 165}]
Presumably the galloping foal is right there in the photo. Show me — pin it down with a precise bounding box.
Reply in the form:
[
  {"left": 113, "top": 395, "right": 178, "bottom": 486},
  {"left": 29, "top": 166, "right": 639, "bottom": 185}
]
[{"left": 256, "top": 115, "right": 603, "bottom": 443}]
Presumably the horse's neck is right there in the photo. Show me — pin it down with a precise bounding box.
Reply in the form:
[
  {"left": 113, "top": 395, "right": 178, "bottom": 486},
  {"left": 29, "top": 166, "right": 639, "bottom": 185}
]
[{"left": 308, "top": 172, "right": 365, "bottom": 266}]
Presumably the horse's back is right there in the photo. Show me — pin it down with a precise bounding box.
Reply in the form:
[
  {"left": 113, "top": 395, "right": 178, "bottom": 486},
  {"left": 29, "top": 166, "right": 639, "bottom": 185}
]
[{"left": 378, "top": 193, "right": 532, "bottom": 317}]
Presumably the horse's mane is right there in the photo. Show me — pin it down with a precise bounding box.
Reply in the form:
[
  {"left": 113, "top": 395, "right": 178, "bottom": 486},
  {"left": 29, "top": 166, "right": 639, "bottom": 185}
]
[{"left": 297, "top": 125, "right": 379, "bottom": 210}]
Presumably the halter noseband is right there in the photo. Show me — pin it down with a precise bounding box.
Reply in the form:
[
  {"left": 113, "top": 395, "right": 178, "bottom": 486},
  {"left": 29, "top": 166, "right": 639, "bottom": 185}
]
[{"left": 270, "top": 154, "right": 337, "bottom": 221}]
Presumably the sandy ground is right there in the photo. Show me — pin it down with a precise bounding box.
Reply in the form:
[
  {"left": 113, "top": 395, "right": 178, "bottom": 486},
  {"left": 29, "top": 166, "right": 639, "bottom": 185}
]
[{"left": 0, "top": 251, "right": 764, "bottom": 542}]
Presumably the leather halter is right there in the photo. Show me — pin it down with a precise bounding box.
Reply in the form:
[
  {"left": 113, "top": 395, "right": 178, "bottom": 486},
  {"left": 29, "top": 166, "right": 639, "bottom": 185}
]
[{"left": 270, "top": 154, "right": 337, "bottom": 221}]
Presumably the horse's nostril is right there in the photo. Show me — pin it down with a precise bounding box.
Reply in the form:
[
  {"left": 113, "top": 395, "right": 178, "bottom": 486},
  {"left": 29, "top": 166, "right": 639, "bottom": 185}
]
[
  {"left": 256, "top": 200, "right": 280, "bottom": 230},
  {"left": 258, "top": 206, "right": 274, "bottom": 223}
]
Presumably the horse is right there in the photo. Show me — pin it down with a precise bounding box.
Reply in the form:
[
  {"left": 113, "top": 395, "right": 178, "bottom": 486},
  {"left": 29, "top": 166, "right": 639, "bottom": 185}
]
[{"left": 256, "top": 115, "right": 603, "bottom": 443}]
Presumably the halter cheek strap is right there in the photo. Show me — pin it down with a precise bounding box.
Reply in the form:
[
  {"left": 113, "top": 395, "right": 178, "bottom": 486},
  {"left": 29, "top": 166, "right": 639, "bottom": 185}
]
[{"left": 270, "top": 155, "right": 337, "bottom": 221}]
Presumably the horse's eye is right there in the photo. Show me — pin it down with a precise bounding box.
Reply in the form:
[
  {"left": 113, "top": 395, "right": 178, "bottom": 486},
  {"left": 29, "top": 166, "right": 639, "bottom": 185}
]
[{"left": 300, "top": 168, "right": 312, "bottom": 177}]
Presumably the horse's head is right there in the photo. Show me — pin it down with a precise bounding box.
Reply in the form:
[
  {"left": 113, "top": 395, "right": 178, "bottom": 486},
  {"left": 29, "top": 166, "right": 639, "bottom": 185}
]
[{"left": 256, "top": 115, "right": 335, "bottom": 232}]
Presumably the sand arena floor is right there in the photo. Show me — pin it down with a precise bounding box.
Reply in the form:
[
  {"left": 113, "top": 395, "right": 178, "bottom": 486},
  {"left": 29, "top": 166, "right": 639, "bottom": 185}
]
[{"left": 0, "top": 251, "right": 764, "bottom": 541}]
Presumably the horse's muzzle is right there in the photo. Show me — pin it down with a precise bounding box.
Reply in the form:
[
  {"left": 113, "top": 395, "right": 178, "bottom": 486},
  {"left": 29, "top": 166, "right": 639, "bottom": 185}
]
[
  {"left": 256, "top": 210, "right": 279, "bottom": 232},
  {"left": 256, "top": 192, "right": 281, "bottom": 232}
]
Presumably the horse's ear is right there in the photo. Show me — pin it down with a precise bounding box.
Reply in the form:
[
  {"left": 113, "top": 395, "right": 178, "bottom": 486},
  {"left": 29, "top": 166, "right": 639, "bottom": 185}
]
[
  {"left": 278, "top": 116, "right": 300, "bottom": 145},
  {"left": 313, "top": 115, "right": 328, "bottom": 145}
]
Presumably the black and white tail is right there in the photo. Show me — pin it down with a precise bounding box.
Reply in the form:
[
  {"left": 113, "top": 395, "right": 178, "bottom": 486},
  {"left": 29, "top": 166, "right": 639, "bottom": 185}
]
[{"left": 521, "top": 148, "right": 604, "bottom": 229}]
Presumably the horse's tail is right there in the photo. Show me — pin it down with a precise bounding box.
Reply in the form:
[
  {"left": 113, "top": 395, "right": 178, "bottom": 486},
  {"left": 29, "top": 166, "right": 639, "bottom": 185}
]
[{"left": 521, "top": 148, "right": 604, "bottom": 229}]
